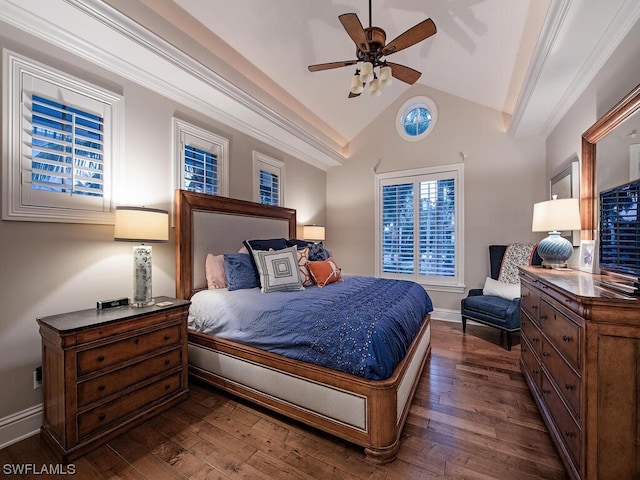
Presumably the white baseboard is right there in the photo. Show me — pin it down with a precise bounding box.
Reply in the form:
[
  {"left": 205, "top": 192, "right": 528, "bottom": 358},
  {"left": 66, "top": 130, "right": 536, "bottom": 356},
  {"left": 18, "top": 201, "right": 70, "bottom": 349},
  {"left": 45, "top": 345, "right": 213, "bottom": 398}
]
[
  {"left": 430, "top": 307, "right": 462, "bottom": 323},
  {"left": 0, "top": 404, "right": 42, "bottom": 449}
]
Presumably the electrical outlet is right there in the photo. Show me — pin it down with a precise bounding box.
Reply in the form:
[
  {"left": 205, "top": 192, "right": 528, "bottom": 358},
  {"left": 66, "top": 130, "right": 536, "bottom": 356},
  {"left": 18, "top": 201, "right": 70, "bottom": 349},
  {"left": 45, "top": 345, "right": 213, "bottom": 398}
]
[{"left": 33, "top": 366, "right": 42, "bottom": 389}]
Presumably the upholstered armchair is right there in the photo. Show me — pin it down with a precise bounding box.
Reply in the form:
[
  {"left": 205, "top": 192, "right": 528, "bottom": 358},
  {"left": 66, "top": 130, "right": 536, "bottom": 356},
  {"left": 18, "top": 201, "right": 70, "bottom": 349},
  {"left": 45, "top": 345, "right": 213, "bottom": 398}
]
[{"left": 461, "top": 244, "right": 542, "bottom": 350}]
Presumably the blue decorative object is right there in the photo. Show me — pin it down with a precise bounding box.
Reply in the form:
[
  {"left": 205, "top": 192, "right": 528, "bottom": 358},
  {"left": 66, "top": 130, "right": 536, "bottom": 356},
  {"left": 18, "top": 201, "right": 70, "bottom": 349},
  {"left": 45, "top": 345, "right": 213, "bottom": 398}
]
[{"left": 537, "top": 232, "right": 574, "bottom": 267}]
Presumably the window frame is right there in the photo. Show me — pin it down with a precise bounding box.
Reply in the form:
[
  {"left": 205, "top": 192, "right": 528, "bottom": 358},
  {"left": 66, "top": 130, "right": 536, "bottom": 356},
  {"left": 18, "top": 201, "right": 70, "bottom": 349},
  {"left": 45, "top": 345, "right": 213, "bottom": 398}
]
[
  {"left": 173, "top": 118, "right": 229, "bottom": 197},
  {"left": 395, "top": 96, "right": 438, "bottom": 142},
  {"left": 253, "top": 151, "right": 285, "bottom": 206},
  {"left": 2, "top": 49, "right": 123, "bottom": 224},
  {"left": 375, "top": 163, "right": 465, "bottom": 293}
]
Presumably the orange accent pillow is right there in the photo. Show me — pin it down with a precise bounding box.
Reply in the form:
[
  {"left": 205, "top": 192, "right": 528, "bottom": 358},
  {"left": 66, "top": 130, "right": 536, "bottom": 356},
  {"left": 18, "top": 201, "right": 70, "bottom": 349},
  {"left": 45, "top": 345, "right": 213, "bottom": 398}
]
[{"left": 307, "top": 257, "right": 342, "bottom": 287}]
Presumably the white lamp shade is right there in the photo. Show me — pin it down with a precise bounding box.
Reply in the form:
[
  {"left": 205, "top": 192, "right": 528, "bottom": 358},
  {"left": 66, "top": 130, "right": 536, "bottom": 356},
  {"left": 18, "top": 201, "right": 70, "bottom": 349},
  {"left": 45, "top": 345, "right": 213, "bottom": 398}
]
[
  {"left": 350, "top": 74, "right": 364, "bottom": 94},
  {"left": 368, "top": 78, "right": 381, "bottom": 96},
  {"left": 303, "top": 225, "right": 325, "bottom": 241},
  {"left": 114, "top": 206, "right": 169, "bottom": 242},
  {"left": 359, "top": 62, "right": 374, "bottom": 83},
  {"left": 379, "top": 65, "right": 393, "bottom": 87},
  {"left": 532, "top": 198, "right": 581, "bottom": 232}
]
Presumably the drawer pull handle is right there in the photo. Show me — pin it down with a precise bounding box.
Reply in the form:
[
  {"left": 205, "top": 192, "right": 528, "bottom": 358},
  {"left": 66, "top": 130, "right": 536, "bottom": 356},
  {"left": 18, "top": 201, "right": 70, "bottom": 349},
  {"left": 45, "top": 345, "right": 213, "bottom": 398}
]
[
  {"left": 97, "top": 355, "right": 105, "bottom": 362},
  {"left": 98, "top": 385, "right": 105, "bottom": 391},
  {"left": 532, "top": 369, "right": 539, "bottom": 375},
  {"left": 164, "top": 359, "right": 170, "bottom": 365},
  {"left": 540, "top": 314, "right": 547, "bottom": 320},
  {"left": 134, "top": 338, "right": 139, "bottom": 345},
  {"left": 164, "top": 383, "right": 171, "bottom": 390},
  {"left": 99, "top": 413, "right": 106, "bottom": 421},
  {"left": 562, "top": 335, "right": 571, "bottom": 342},
  {"left": 542, "top": 389, "right": 551, "bottom": 395},
  {"left": 542, "top": 351, "right": 550, "bottom": 357},
  {"left": 565, "top": 431, "right": 575, "bottom": 438},
  {"left": 565, "top": 384, "right": 575, "bottom": 391},
  {"left": 532, "top": 337, "right": 539, "bottom": 343},
  {"left": 164, "top": 335, "right": 170, "bottom": 341}
]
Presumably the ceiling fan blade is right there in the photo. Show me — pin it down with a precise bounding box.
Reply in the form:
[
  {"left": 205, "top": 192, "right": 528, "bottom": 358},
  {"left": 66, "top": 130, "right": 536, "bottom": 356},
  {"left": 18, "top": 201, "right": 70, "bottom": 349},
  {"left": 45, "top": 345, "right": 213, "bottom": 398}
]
[
  {"left": 382, "top": 18, "right": 436, "bottom": 56},
  {"left": 386, "top": 62, "right": 422, "bottom": 84},
  {"left": 339, "top": 13, "right": 370, "bottom": 53},
  {"left": 308, "top": 60, "right": 358, "bottom": 72}
]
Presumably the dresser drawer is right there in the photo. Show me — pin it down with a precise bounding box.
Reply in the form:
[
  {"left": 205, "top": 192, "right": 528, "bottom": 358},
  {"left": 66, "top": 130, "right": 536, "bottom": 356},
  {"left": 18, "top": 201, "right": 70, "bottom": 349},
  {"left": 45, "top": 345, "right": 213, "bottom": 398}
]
[
  {"left": 521, "top": 313, "right": 542, "bottom": 356},
  {"left": 77, "top": 347, "right": 182, "bottom": 407},
  {"left": 520, "top": 335, "right": 542, "bottom": 390},
  {"left": 77, "top": 371, "right": 182, "bottom": 439},
  {"left": 541, "top": 338, "right": 581, "bottom": 419},
  {"left": 541, "top": 372, "right": 581, "bottom": 467},
  {"left": 521, "top": 283, "right": 540, "bottom": 325},
  {"left": 76, "top": 325, "right": 181, "bottom": 376},
  {"left": 539, "top": 300, "right": 581, "bottom": 370}
]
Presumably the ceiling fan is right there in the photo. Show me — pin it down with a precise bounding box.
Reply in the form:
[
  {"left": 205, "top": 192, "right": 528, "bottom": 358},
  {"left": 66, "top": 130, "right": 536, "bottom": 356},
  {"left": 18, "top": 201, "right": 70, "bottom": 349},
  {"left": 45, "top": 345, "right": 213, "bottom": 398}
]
[{"left": 307, "top": 0, "right": 437, "bottom": 98}]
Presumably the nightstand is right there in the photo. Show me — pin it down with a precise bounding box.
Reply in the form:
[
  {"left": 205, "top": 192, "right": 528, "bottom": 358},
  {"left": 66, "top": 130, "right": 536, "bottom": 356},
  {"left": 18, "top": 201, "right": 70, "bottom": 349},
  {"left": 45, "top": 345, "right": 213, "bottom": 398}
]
[{"left": 37, "top": 296, "right": 190, "bottom": 462}]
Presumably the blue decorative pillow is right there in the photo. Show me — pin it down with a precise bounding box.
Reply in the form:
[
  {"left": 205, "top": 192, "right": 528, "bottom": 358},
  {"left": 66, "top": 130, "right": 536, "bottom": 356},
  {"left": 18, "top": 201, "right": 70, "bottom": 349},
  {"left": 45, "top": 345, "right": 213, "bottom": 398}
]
[
  {"left": 223, "top": 253, "right": 259, "bottom": 291},
  {"left": 243, "top": 238, "right": 288, "bottom": 252},
  {"left": 286, "top": 238, "right": 312, "bottom": 249},
  {"left": 308, "top": 243, "right": 331, "bottom": 261}
]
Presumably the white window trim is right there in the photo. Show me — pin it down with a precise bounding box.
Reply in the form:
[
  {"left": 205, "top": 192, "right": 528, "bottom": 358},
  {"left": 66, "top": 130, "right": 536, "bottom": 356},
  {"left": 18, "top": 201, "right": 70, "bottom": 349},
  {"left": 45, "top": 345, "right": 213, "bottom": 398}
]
[
  {"left": 374, "top": 163, "right": 465, "bottom": 293},
  {"left": 173, "top": 118, "right": 229, "bottom": 197},
  {"left": 395, "top": 96, "right": 438, "bottom": 142},
  {"left": 253, "top": 151, "right": 285, "bottom": 206},
  {"left": 2, "top": 49, "right": 123, "bottom": 224}
]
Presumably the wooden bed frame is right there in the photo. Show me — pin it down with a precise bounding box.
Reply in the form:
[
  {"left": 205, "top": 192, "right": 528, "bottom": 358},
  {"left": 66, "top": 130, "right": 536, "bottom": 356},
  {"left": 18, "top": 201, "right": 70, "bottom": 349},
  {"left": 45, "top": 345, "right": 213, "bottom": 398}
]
[{"left": 174, "top": 189, "right": 432, "bottom": 464}]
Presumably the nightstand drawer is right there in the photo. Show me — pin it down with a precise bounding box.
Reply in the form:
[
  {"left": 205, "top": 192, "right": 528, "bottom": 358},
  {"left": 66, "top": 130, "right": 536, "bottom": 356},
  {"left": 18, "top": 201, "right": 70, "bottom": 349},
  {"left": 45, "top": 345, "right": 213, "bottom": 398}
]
[
  {"left": 77, "top": 347, "right": 182, "bottom": 407},
  {"left": 77, "top": 371, "right": 182, "bottom": 439},
  {"left": 539, "top": 301, "right": 580, "bottom": 369},
  {"left": 77, "top": 325, "right": 181, "bottom": 376}
]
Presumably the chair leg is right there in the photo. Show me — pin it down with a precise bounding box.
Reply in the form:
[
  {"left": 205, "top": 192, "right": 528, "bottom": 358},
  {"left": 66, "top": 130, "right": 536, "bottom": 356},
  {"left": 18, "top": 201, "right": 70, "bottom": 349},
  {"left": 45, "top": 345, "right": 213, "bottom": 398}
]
[
  {"left": 506, "top": 331, "right": 512, "bottom": 351},
  {"left": 462, "top": 317, "right": 467, "bottom": 333}
]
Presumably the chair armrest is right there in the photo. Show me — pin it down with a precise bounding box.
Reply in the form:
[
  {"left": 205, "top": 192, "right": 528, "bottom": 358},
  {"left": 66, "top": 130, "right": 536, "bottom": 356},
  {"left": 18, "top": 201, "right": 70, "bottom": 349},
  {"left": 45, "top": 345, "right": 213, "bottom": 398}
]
[
  {"left": 467, "top": 288, "right": 484, "bottom": 297},
  {"left": 504, "top": 298, "right": 522, "bottom": 329}
]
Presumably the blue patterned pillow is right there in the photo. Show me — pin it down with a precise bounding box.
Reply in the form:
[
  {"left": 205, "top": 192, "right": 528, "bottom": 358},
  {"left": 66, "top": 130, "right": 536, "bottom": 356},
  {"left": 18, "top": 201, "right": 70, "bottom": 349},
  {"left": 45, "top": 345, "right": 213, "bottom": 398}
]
[
  {"left": 308, "top": 243, "right": 331, "bottom": 261},
  {"left": 223, "top": 253, "right": 259, "bottom": 291}
]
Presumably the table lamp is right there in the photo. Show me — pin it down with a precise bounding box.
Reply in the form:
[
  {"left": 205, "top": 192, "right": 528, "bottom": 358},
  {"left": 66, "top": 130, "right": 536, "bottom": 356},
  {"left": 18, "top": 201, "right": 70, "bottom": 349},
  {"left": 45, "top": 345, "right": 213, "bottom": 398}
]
[
  {"left": 303, "top": 224, "right": 325, "bottom": 244},
  {"left": 114, "top": 206, "right": 169, "bottom": 306},
  {"left": 532, "top": 197, "right": 581, "bottom": 268}
]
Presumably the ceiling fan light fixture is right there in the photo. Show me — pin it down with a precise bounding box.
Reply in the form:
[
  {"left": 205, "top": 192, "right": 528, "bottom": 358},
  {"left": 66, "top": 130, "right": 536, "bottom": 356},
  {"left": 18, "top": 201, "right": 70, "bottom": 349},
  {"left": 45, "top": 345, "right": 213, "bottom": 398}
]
[
  {"left": 369, "top": 78, "right": 381, "bottom": 96},
  {"left": 360, "top": 61, "right": 374, "bottom": 83},
  {"left": 350, "top": 73, "right": 364, "bottom": 94},
  {"left": 379, "top": 65, "right": 393, "bottom": 87}
]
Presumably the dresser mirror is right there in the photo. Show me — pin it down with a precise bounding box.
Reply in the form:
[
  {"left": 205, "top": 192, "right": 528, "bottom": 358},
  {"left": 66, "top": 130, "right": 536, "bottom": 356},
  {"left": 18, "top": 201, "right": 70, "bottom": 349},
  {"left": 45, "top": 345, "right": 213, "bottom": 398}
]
[{"left": 581, "top": 83, "right": 640, "bottom": 239}]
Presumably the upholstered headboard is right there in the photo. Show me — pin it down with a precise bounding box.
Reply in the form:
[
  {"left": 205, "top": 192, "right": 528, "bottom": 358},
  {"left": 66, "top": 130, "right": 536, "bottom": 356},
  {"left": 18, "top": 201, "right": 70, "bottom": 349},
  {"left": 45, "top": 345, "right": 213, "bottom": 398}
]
[{"left": 174, "top": 190, "right": 296, "bottom": 299}]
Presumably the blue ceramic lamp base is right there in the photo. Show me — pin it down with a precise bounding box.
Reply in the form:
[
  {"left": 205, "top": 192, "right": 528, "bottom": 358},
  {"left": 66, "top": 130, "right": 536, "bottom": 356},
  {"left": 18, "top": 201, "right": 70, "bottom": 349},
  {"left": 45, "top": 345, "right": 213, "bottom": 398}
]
[{"left": 538, "top": 231, "right": 574, "bottom": 268}]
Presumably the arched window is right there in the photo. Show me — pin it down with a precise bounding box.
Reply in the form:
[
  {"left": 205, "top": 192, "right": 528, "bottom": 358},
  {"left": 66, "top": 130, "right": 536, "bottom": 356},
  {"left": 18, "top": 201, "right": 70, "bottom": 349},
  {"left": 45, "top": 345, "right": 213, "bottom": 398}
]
[{"left": 396, "top": 96, "right": 438, "bottom": 141}]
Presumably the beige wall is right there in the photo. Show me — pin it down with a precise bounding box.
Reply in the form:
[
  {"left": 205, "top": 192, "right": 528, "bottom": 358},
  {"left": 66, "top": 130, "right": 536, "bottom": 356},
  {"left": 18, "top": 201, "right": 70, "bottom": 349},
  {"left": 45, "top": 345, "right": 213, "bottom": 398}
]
[
  {"left": 0, "top": 27, "right": 325, "bottom": 421},
  {"left": 546, "top": 19, "right": 640, "bottom": 230},
  {"left": 326, "top": 85, "right": 546, "bottom": 312}
]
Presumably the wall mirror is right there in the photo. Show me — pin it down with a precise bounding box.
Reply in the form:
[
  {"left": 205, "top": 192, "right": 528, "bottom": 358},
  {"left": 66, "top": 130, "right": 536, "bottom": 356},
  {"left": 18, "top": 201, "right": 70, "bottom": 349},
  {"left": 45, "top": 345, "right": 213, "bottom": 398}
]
[
  {"left": 550, "top": 161, "right": 580, "bottom": 246},
  {"left": 581, "top": 83, "right": 640, "bottom": 240}
]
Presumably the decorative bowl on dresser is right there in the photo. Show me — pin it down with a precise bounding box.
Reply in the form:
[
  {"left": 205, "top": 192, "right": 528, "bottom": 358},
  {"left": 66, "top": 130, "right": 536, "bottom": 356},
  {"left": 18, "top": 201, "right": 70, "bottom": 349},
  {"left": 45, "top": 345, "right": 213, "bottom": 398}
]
[
  {"left": 37, "top": 296, "right": 190, "bottom": 462},
  {"left": 519, "top": 266, "right": 640, "bottom": 480}
]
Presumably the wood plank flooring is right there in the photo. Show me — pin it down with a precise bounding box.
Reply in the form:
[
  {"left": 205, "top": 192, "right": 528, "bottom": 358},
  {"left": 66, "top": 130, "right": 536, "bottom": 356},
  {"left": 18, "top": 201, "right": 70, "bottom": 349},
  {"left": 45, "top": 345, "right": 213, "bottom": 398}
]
[{"left": 1, "top": 320, "right": 568, "bottom": 479}]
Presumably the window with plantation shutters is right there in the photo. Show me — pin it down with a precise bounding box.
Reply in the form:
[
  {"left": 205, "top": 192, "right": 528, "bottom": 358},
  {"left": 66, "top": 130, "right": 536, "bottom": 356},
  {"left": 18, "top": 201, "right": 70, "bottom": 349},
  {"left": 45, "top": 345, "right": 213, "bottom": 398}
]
[
  {"left": 253, "top": 151, "right": 284, "bottom": 207},
  {"left": 3, "top": 50, "right": 122, "bottom": 223},
  {"left": 376, "top": 164, "right": 464, "bottom": 292},
  {"left": 173, "top": 118, "right": 228, "bottom": 197}
]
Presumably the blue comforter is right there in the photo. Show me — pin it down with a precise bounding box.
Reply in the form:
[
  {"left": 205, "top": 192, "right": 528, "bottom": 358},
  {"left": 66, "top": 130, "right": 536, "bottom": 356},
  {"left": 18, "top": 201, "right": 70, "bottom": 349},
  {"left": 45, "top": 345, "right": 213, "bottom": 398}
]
[{"left": 188, "top": 275, "right": 433, "bottom": 380}]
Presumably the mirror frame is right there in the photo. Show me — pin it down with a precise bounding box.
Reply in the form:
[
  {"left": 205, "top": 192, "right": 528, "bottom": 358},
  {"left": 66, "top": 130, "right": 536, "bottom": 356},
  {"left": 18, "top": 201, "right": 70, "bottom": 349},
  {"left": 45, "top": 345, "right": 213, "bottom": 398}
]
[{"left": 581, "top": 83, "right": 640, "bottom": 240}]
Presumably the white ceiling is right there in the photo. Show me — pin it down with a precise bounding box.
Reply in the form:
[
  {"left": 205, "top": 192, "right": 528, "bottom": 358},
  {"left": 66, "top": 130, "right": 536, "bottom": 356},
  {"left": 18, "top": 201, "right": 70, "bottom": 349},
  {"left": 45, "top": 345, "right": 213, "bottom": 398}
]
[
  {"left": 171, "top": 0, "right": 539, "bottom": 142},
  {"left": 163, "top": 0, "right": 640, "bottom": 144}
]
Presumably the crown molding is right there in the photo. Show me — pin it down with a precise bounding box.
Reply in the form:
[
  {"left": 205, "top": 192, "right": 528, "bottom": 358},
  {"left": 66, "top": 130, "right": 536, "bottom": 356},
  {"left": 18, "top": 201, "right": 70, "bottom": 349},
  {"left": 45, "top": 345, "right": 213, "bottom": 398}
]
[{"left": 0, "top": 0, "right": 346, "bottom": 170}]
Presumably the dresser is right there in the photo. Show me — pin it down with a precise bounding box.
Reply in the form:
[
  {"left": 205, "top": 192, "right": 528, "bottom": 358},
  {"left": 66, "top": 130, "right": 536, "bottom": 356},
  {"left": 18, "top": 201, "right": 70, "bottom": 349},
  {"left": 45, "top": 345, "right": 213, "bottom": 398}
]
[
  {"left": 519, "top": 266, "right": 640, "bottom": 480},
  {"left": 37, "top": 297, "right": 190, "bottom": 462}
]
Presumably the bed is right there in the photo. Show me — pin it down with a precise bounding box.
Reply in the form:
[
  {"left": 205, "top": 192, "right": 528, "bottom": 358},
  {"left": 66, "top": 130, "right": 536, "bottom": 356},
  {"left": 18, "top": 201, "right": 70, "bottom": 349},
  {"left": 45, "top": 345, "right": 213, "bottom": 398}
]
[{"left": 174, "top": 189, "right": 433, "bottom": 464}]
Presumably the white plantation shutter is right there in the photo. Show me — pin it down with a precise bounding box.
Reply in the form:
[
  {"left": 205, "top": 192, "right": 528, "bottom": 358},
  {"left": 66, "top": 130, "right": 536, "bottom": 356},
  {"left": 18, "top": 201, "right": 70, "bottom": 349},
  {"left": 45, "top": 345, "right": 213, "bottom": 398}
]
[
  {"left": 259, "top": 169, "right": 280, "bottom": 206},
  {"left": 174, "top": 119, "right": 228, "bottom": 197},
  {"left": 253, "top": 152, "right": 284, "bottom": 207},
  {"left": 376, "top": 165, "right": 464, "bottom": 292},
  {"left": 3, "top": 50, "right": 122, "bottom": 223}
]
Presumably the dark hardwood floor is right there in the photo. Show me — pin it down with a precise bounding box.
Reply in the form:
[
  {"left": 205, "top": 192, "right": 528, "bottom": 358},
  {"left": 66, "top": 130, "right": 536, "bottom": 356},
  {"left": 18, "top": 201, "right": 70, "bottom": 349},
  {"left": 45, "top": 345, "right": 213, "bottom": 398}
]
[{"left": 1, "top": 320, "right": 568, "bottom": 479}]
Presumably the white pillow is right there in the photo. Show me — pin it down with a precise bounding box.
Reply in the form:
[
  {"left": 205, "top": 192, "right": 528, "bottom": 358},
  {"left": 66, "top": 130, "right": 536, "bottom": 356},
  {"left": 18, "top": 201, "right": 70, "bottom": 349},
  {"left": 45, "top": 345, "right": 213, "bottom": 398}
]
[
  {"left": 482, "top": 277, "right": 520, "bottom": 300},
  {"left": 252, "top": 246, "right": 304, "bottom": 293}
]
